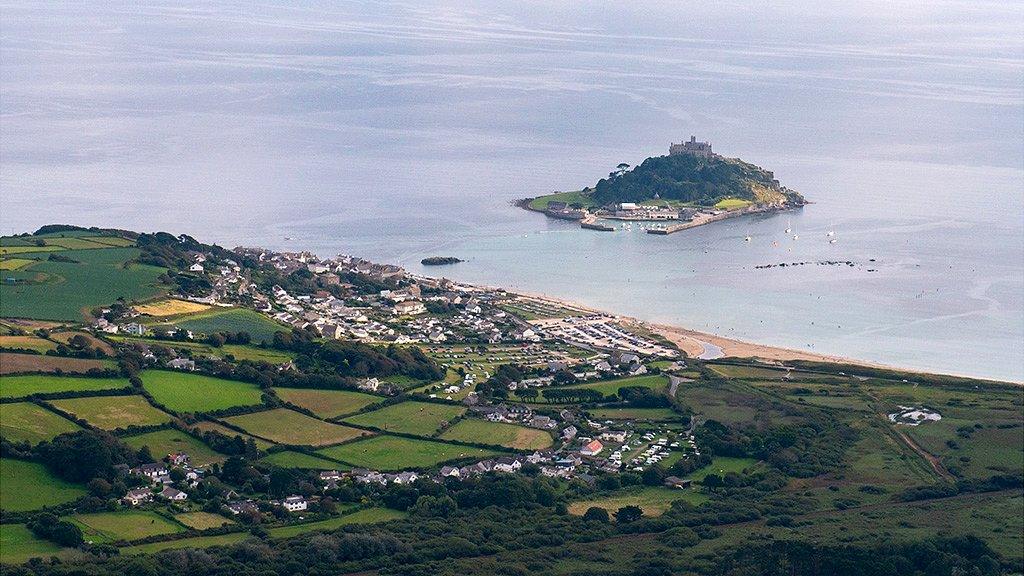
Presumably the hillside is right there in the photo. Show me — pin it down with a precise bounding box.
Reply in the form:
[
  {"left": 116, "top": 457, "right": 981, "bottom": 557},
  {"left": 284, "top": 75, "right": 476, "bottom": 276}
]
[{"left": 589, "top": 153, "right": 805, "bottom": 207}]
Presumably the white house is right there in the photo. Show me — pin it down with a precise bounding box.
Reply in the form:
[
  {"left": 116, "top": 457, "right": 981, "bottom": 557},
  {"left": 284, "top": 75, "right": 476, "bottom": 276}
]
[{"left": 277, "top": 495, "right": 307, "bottom": 512}]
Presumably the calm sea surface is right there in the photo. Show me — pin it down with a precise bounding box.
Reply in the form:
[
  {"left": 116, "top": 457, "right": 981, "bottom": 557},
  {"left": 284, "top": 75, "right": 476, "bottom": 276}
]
[{"left": 2, "top": 1, "right": 1022, "bottom": 380}]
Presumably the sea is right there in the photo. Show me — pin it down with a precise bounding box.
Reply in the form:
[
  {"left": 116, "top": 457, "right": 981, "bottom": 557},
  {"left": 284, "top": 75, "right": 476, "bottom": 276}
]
[{"left": 1, "top": 1, "right": 1022, "bottom": 381}]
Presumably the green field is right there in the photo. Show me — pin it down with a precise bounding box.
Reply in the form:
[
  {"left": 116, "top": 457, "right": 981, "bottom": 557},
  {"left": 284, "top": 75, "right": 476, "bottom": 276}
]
[
  {"left": 528, "top": 190, "right": 597, "bottom": 210},
  {"left": 71, "top": 511, "right": 185, "bottom": 544},
  {"left": 113, "top": 337, "right": 294, "bottom": 364},
  {"left": 141, "top": 370, "right": 263, "bottom": 413},
  {"left": 588, "top": 407, "right": 681, "bottom": 421},
  {"left": 174, "top": 512, "right": 235, "bottom": 530},
  {"left": 0, "top": 402, "right": 81, "bottom": 444},
  {"left": 440, "top": 419, "right": 553, "bottom": 450},
  {"left": 0, "top": 247, "right": 167, "bottom": 321},
  {"left": 343, "top": 401, "right": 465, "bottom": 436},
  {"left": 0, "top": 335, "right": 56, "bottom": 353},
  {"left": 0, "top": 458, "right": 87, "bottom": 512},
  {"left": 191, "top": 421, "right": 275, "bottom": 449},
  {"left": 714, "top": 198, "right": 753, "bottom": 210},
  {"left": 122, "top": 428, "right": 226, "bottom": 466},
  {"left": 0, "top": 524, "right": 66, "bottom": 564},
  {"left": 120, "top": 532, "right": 250, "bottom": 555},
  {"left": 563, "top": 374, "right": 669, "bottom": 397},
  {"left": 260, "top": 450, "right": 348, "bottom": 470},
  {"left": 222, "top": 408, "right": 369, "bottom": 447},
  {"left": 49, "top": 395, "right": 172, "bottom": 430},
  {"left": 0, "top": 374, "right": 129, "bottom": 398},
  {"left": 154, "top": 308, "right": 285, "bottom": 344},
  {"left": 274, "top": 387, "right": 382, "bottom": 418},
  {"left": 267, "top": 508, "right": 407, "bottom": 538},
  {"left": 317, "top": 435, "right": 500, "bottom": 470},
  {"left": 567, "top": 486, "right": 708, "bottom": 517},
  {"left": 686, "top": 457, "right": 759, "bottom": 482}
]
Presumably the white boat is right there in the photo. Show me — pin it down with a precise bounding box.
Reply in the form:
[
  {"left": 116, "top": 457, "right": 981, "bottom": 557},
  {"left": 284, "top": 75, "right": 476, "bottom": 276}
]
[
  {"left": 784, "top": 219, "right": 792, "bottom": 234},
  {"left": 744, "top": 236, "right": 751, "bottom": 242},
  {"left": 829, "top": 238, "right": 837, "bottom": 244},
  {"left": 826, "top": 230, "right": 835, "bottom": 237},
  {"left": 792, "top": 234, "right": 799, "bottom": 240}
]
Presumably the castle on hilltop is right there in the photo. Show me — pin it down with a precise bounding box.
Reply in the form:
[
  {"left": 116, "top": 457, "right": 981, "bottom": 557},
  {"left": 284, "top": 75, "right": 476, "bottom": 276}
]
[{"left": 669, "top": 136, "right": 715, "bottom": 158}]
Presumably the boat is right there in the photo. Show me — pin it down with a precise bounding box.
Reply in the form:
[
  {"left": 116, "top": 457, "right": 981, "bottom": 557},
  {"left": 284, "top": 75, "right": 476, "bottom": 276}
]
[
  {"left": 792, "top": 234, "right": 799, "bottom": 240},
  {"left": 784, "top": 219, "right": 792, "bottom": 234},
  {"left": 829, "top": 238, "right": 837, "bottom": 244},
  {"left": 744, "top": 236, "right": 751, "bottom": 242}
]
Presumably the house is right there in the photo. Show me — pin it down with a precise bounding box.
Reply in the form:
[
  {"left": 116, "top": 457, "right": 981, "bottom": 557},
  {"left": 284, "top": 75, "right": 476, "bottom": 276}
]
[
  {"left": 121, "top": 323, "right": 146, "bottom": 336},
  {"left": 393, "top": 301, "right": 426, "bottom": 316},
  {"left": 226, "top": 500, "right": 259, "bottom": 515},
  {"left": 439, "top": 466, "right": 461, "bottom": 478},
  {"left": 277, "top": 495, "right": 307, "bottom": 512},
  {"left": 392, "top": 471, "right": 419, "bottom": 485},
  {"left": 561, "top": 425, "right": 578, "bottom": 440},
  {"left": 493, "top": 457, "right": 522, "bottom": 473},
  {"left": 319, "top": 470, "right": 343, "bottom": 482},
  {"left": 529, "top": 415, "right": 557, "bottom": 429},
  {"left": 189, "top": 263, "right": 205, "bottom": 273},
  {"left": 122, "top": 488, "right": 153, "bottom": 506},
  {"left": 580, "top": 440, "right": 604, "bottom": 456},
  {"left": 168, "top": 452, "right": 190, "bottom": 467},
  {"left": 130, "top": 463, "right": 168, "bottom": 480},
  {"left": 166, "top": 358, "right": 196, "bottom": 371},
  {"left": 600, "top": 430, "right": 628, "bottom": 443},
  {"left": 663, "top": 476, "right": 693, "bottom": 489},
  {"left": 159, "top": 487, "right": 188, "bottom": 501}
]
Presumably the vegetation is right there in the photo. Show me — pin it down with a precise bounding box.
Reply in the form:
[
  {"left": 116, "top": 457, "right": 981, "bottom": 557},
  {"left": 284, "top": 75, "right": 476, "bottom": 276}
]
[
  {"left": 0, "top": 459, "right": 86, "bottom": 512},
  {"left": 273, "top": 387, "right": 381, "bottom": 418},
  {"left": 260, "top": 450, "right": 345, "bottom": 470},
  {"left": 152, "top": 308, "right": 286, "bottom": 343},
  {"left": 70, "top": 511, "right": 184, "bottom": 543},
  {"left": 173, "top": 512, "right": 234, "bottom": 530},
  {"left": 440, "top": 419, "right": 553, "bottom": 450},
  {"left": 222, "top": 408, "right": 370, "bottom": 446},
  {"left": 0, "top": 403, "right": 81, "bottom": 444},
  {"left": 140, "top": 370, "right": 263, "bottom": 413},
  {"left": 0, "top": 375, "right": 128, "bottom": 398},
  {"left": 420, "top": 257, "right": 463, "bottom": 266},
  {"left": 317, "top": 435, "right": 501, "bottom": 470},
  {"left": 48, "top": 395, "right": 172, "bottom": 430},
  {"left": 343, "top": 401, "right": 466, "bottom": 436},
  {"left": 121, "top": 429, "right": 227, "bottom": 466}
]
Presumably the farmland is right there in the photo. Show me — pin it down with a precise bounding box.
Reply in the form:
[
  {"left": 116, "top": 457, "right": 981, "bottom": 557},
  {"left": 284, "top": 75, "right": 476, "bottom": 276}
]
[
  {"left": 48, "top": 331, "right": 115, "bottom": 355},
  {"left": 587, "top": 407, "right": 681, "bottom": 421},
  {"left": 0, "top": 524, "right": 66, "bottom": 564},
  {"left": 562, "top": 374, "right": 669, "bottom": 397},
  {"left": 49, "top": 395, "right": 172, "bottom": 430},
  {"left": 343, "top": 401, "right": 465, "bottom": 436},
  {"left": 0, "top": 335, "right": 56, "bottom": 353},
  {"left": 71, "top": 511, "right": 184, "bottom": 543},
  {"left": 0, "top": 374, "right": 129, "bottom": 398},
  {"left": 140, "top": 370, "right": 263, "bottom": 413},
  {"left": 134, "top": 299, "right": 212, "bottom": 317},
  {"left": 152, "top": 308, "right": 285, "bottom": 343},
  {"left": 0, "top": 458, "right": 86, "bottom": 512},
  {"left": 173, "top": 512, "right": 234, "bottom": 530},
  {"left": 190, "top": 421, "right": 275, "bottom": 449},
  {"left": 0, "top": 247, "right": 167, "bottom": 321},
  {"left": 120, "top": 532, "right": 249, "bottom": 555},
  {"left": 567, "top": 486, "right": 708, "bottom": 517},
  {"left": 260, "top": 451, "right": 346, "bottom": 470},
  {"left": 222, "top": 408, "right": 370, "bottom": 446},
  {"left": 440, "top": 419, "right": 553, "bottom": 450},
  {"left": 274, "top": 387, "right": 382, "bottom": 418},
  {"left": 266, "top": 508, "right": 406, "bottom": 538},
  {"left": 0, "top": 353, "right": 111, "bottom": 375},
  {"left": 0, "top": 402, "right": 81, "bottom": 444},
  {"left": 122, "top": 429, "right": 226, "bottom": 466},
  {"left": 317, "top": 435, "right": 500, "bottom": 470}
]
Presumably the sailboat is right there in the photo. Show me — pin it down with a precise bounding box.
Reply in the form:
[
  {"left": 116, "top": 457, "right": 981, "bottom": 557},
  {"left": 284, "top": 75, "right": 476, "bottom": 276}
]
[{"left": 784, "top": 219, "right": 792, "bottom": 234}]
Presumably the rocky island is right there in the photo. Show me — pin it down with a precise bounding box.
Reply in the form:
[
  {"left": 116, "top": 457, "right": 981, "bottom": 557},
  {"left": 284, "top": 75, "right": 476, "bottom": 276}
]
[
  {"left": 420, "top": 256, "right": 463, "bottom": 266},
  {"left": 523, "top": 137, "right": 806, "bottom": 234}
]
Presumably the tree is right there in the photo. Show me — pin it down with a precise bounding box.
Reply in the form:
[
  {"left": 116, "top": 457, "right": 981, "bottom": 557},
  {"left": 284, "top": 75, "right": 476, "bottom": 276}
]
[
  {"left": 615, "top": 505, "right": 643, "bottom": 524},
  {"left": 583, "top": 506, "right": 609, "bottom": 523},
  {"left": 642, "top": 464, "right": 666, "bottom": 486}
]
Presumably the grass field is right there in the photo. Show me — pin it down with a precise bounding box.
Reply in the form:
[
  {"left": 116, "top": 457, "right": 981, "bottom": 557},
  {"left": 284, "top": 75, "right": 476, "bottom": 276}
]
[
  {"left": 222, "top": 408, "right": 369, "bottom": 446},
  {"left": 141, "top": 370, "right": 263, "bottom": 413},
  {"left": 134, "top": 299, "right": 212, "bottom": 317},
  {"left": 48, "top": 331, "right": 115, "bottom": 355},
  {"left": 267, "top": 508, "right": 406, "bottom": 538},
  {"left": 528, "top": 190, "right": 596, "bottom": 210},
  {"left": 562, "top": 374, "right": 669, "bottom": 397},
  {"left": 0, "top": 353, "right": 111, "bottom": 375},
  {"left": 174, "top": 512, "right": 234, "bottom": 530},
  {"left": 567, "top": 486, "right": 708, "bottom": 517},
  {"left": 260, "top": 451, "right": 348, "bottom": 470},
  {"left": 112, "top": 337, "right": 294, "bottom": 364},
  {"left": 343, "top": 401, "right": 465, "bottom": 436},
  {"left": 0, "top": 335, "right": 56, "bottom": 353},
  {"left": 0, "top": 402, "right": 81, "bottom": 444},
  {"left": 49, "top": 395, "right": 171, "bottom": 430},
  {"left": 191, "top": 421, "right": 275, "bottom": 449},
  {"left": 0, "top": 458, "right": 87, "bottom": 512},
  {"left": 120, "top": 532, "right": 250, "bottom": 555},
  {"left": 0, "top": 247, "right": 167, "bottom": 321},
  {"left": 0, "top": 374, "right": 129, "bottom": 398},
  {"left": 274, "top": 387, "right": 382, "bottom": 418},
  {"left": 714, "top": 198, "right": 753, "bottom": 210},
  {"left": 588, "top": 407, "right": 681, "bottom": 421},
  {"left": 154, "top": 308, "right": 285, "bottom": 343},
  {"left": 0, "top": 258, "right": 36, "bottom": 271},
  {"left": 0, "top": 524, "right": 66, "bottom": 564},
  {"left": 686, "top": 457, "right": 759, "bottom": 482},
  {"left": 122, "top": 429, "right": 226, "bottom": 466},
  {"left": 71, "top": 511, "right": 185, "bottom": 544},
  {"left": 440, "top": 419, "right": 553, "bottom": 450},
  {"left": 317, "top": 435, "right": 500, "bottom": 470}
]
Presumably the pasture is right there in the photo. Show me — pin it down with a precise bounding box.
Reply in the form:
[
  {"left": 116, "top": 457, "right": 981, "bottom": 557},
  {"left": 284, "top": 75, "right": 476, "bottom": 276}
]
[
  {"left": 0, "top": 374, "right": 128, "bottom": 398},
  {"left": 260, "top": 451, "right": 346, "bottom": 470},
  {"left": 0, "top": 335, "right": 56, "bottom": 353},
  {"left": 0, "top": 524, "right": 66, "bottom": 564},
  {"left": 0, "top": 353, "right": 110, "bottom": 375},
  {"left": 0, "top": 247, "right": 167, "bottom": 321},
  {"left": 563, "top": 374, "right": 669, "bottom": 397},
  {"left": 587, "top": 407, "right": 681, "bottom": 421},
  {"left": 440, "top": 419, "right": 553, "bottom": 450},
  {"left": 174, "top": 512, "right": 234, "bottom": 530},
  {"left": 317, "top": 435, "right": 500, "bottom": 470},
  {"left": 527, "top": 190, "right": 596, "bottom": 210},
  {"left": 222, "top": 408, "right": 369, "bottom": 446},
  {"left": 567, "top": 486, "right": 708, "bottom": 517},
  {"left": 71, "top": 511, "right": 184, "bottom": 543},
  {"left": 267, "top": 508, "right": 406, "bottom": 538},
  {"left": 0, "top": 258, "right": 36, "bottom": 271},
  {"left": 49, "top": 395, "right": 172, "bottom": 430},
  {"left": 120, "top": 532, "right": 249, "bottom": 555},
  {"left": 154, "top": 308, "right": 285, "bottom": 343},
  {"left": 141, "top": 370, "right": 263, "bottom": 413},
  {"left": 191, "top": 421, "right": 275, "bottom": 449},
  {"left": 134, "top": 299, "right": 212, "bottom": 317},
  {"left": 343, "top": 401, "right": 465, "bottom": 436},
  {"left": 274, "top": 387, "right": 381, "bottom": 418},
  {"left": 122, "top": 429, "right": 226, "bottom": 466},
  {"left": 48, "top": 331, "right": 115, "bottom": 355},
  {"left": 0, "top": 402, "right": 81, "bottom": 444},
  {"left": 0, "top": 458, "right": 87, "bottom": 512},
  {"left": 714, "top": 198, "right": 753, "bottom": 210}
]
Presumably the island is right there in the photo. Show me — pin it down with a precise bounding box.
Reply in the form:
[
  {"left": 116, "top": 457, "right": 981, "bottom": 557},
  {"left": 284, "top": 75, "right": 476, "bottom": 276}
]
[
  {"left": 523, "top": 136, "right": 806, "bottom": 234},
  {"left": 420, "top": 256, "right": 464, "bottom": 266}
]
